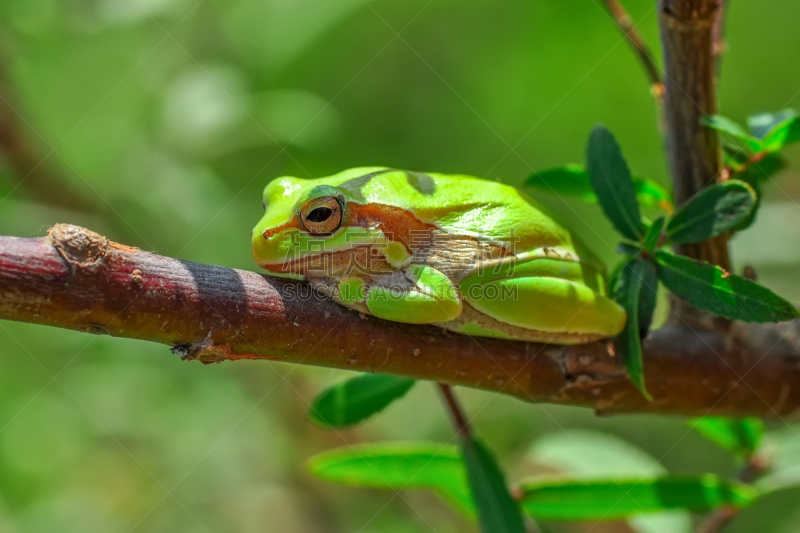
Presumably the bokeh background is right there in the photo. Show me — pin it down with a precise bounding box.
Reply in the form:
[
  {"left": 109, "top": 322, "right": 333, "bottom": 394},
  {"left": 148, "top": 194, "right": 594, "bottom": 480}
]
[{"left": 1, "top": 1, "right": 799, "bottom": 531}]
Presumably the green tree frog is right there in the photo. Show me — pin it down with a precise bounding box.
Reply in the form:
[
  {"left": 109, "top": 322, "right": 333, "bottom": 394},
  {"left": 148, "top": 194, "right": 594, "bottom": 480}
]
[{"left": 252, "top": 167, "right": 626, "bottom": 344}]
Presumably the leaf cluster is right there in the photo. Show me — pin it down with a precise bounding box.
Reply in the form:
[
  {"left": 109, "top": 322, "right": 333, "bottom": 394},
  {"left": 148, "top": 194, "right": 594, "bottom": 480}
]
[
  {"left": 542, "top": 124, "right": 798, "bottom": 397},
  {"left": 299, "top": 116, "right": 800, "bottom": 533},
  {"left": 305, "top": 381, "right": 800, "bottom": 532}
]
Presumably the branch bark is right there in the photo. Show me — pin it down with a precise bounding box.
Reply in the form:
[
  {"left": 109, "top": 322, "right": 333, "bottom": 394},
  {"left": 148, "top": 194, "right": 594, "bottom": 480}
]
[
  {"left": 1, "top": 224, "right": 799, "bottom": 419},
  {"left": 658, "top": 0, "right": 729, "bottom": 270}
]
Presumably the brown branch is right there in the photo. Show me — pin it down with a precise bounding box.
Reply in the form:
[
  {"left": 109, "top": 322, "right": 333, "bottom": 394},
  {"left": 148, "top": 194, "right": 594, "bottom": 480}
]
[
  {"left": 2, "top": 224, "right": 800, "bottom": 418},
  {"left": 658, "top": 0, "right": 729, "bottom": 270},
  {"left": 438, "top": 384, "right": 472, "bottom": 439},
  {"left": 601, "top": 0, "right": 664, "bottom": 91},
  {"left": 600, "top": 0, "right": 667, "bottom": 138}
]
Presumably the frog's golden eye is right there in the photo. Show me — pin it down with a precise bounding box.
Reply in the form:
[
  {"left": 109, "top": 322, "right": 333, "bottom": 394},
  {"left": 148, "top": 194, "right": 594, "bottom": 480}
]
[{"left": 300, "top": 196, "right": 343, "bottom": 235}]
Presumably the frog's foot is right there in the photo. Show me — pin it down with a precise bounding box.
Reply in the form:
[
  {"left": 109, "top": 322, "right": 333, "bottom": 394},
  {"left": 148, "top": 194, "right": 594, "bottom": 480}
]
[{"left": 340, "top": 265, "right": 463, "bottom": 325}]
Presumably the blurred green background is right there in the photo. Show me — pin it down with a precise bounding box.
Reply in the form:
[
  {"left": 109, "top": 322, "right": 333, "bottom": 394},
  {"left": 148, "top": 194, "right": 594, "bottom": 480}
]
[{"left": 1, "top": 0, "right": 799, "bottom": 531}]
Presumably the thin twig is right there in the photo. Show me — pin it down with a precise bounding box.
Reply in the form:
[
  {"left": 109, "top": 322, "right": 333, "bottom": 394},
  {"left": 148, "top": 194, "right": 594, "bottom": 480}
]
[
  {"left": 601, "top": 0, "right": 664, "bottom": 95},
  {"left": 437, "top": 383, "right": 472, "bottom": 439},
  {"left": 696, "top": 452, "right": 769, "bottom": 533}
]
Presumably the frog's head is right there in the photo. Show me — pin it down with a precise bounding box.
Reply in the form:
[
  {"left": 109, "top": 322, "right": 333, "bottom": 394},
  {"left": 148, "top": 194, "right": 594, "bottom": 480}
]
[
  {"left": 252, "top": 176, "right": 343, "bottom": 279},
  {"left": 253, "top": 169, "right": 411, "bottom": 280}
]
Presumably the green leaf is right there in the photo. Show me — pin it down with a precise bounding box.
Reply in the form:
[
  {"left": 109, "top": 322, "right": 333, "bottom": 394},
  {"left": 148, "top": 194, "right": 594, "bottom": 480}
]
[
  {"left": 633, "top": 180, "right": 674, "bottom": 213},
  {"left": 762, "top": 117, "right": 800, "bottom": 152},
  {"left": 527, "top": 165, "right": 672, "bottom": 211},
  {"left": 586, "top": 125, "right": 646, "bottom": 241},
  {"left": 665, "top": 181, "right": 756, "bottom": 243},
  {"left": 729, "top": 154, "right": 785, "bottom": 231},
  {"left": 735, "top": 153, "right": 786, "bottom": 186},
  {"left": 654, "top": 250, "right": 800, "bottom": 323},
  {"left": 518, "top": 475, "right": 757, "bottom": 521},
  {"left": 306, "top": 442, "right": 474, "bottom": 517},
  {"left": 613, "top": 258, "right": 656, "bottom": 399},
  {"left": 528, "top": 430, "right": 693, "bottom": 533},
  {"left": 748, "top": 109, "right": 798, "bottom": 139},
  {"left": 637, "top": 260, "right": 659, "bottom": 340},
  {"left": 526, "top": 164, "right": 600, "bottom": 202},
  {"left": 461, "top": 437, "right": 527, "bottom": 533},
  {"left": 690, "top": 417, "right": 764, "bottom": 457},
  {"left": 643, "top": 217, "right": 665, "bottom": 254},
  {"left": 756, "top": 426, "right": 800, "bottom": 493},
  {"left": 308, "top": 374, "right": 416, "bottom": 428},
  {"left": 529, "top": 430, "right": 668, "bottom": 479},
  {"left": 701, "top": 115, "right": 763, "bottom": 153}
]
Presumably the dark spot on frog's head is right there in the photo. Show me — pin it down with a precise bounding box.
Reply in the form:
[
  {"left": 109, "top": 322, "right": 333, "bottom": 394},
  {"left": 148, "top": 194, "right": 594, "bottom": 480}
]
[
  {"left": 404, "top": 171, "right": 436, "bottom": 195},
  {"left": 338, "top": 169, "right": 393, "bottom": 202}
]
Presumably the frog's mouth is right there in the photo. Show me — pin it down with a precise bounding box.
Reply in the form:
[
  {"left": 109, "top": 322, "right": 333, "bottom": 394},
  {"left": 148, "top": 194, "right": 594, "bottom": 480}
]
[{"left": 257, "top": 243, "right": 401, "bottom": 281}]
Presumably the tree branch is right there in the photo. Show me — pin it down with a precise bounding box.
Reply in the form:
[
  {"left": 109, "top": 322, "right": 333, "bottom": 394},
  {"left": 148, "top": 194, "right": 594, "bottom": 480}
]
[
  {"left": 658, "top": 0, "right": 729, "bottom": 270},
  {"left": 2, "top": 224, "right": 799, "bottom": 418},
  {"left": 601, "top": 0, "right": 664, "bottom": 93},
  {"left": 438, "top": 384, "right": 472, "bottom": 439}
]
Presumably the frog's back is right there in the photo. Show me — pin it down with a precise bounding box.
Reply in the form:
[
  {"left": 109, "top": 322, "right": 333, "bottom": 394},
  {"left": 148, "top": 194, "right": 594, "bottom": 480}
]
[{"left": 318, "top": 167, "right": 602, "bottom": 268}]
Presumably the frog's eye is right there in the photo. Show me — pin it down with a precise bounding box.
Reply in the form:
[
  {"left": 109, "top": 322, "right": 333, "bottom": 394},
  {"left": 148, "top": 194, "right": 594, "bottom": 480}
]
[{"left": 300, "top": 196, "right": 343, "bottom": 235}]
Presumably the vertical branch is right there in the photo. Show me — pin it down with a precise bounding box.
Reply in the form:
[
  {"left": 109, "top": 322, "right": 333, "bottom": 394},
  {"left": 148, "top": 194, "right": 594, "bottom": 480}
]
[
  {"left": 657, "top": 0, "right": 729, "bottom": 271},
  {"left": 437, "top": 383, "right": 472, "bottom": 440}
]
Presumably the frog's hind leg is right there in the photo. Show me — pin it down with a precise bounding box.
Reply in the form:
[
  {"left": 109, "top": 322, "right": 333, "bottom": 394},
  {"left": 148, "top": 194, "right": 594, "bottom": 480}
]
[
  {"left": 364, "top": 265, "right": 462, "bottom": 324},
  {"left": 458, "top": 257, "right": 626, "bottom": 341}
]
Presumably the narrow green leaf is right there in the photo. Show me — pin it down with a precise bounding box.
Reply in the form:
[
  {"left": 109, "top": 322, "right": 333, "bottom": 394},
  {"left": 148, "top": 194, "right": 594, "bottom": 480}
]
[
  {"left": 461, "top": 437, "right": 526, "bottom": 533},
  {"left": 527, "top": 165, "right": 672, "bottom": 211},
  {"left": 729, "top": 154, "right": 785, "bottom": 231},
  {"left": 633, "top": 180, "right": 674, "bottom": 213},
  {"left": 586, "top": 125, "right": 646, "bottom": 241},
  {"left": 526, "top": 164, "right": 599, "bottom": 202},
  {"left": 613, "top": 258, "right": 656, "bottom": 399},
  {"left": 690, "top": 417, "right": 764, "bottom": 457},
  {"left": 748, "top": 109, "right": 798, "bottom": 139},
  {"left": 528, "top": 430, "right": 669, "bottom": 479},
  {"left": 518, "top": 475, "right": 757, "bottom": 521},
  {"left": 665, "top": 181, "right": 756, "bottom": 243},
  {"left": 735, "top": 153, "right": 786, "bottom": 186},
  {"left": 308, "top": 374, "right": 416, "bottom": 428},
  {"left": 655, "top": 251, "right": 800, "bottom": 323},
  {"left": 756, "top": 426, "right": 800, "bottom": 493},
  {"left": 762, "top": 117, "right": 800, "bottom": 152},
  {"left": 637, "top": 260, "right": 659, "bottom": 340},
  {"left": 701, "top": 115, "right": 763, "bottom": 153},
  {"left": 306, "top": 442, "right": 474, "bottom": 517},
  {"left": 528, "top": 431, "right": 693, "bottom": 533},
  {"left": 643, "top": 217, "right": 665, "bottom": 254}
]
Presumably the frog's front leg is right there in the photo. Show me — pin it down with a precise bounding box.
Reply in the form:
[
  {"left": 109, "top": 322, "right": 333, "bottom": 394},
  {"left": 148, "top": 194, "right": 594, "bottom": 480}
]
[{"left": 340, "top": 265, "right": 463, "bottom": 324}]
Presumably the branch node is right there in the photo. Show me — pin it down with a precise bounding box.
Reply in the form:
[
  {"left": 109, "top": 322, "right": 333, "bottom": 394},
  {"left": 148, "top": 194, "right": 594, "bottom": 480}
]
[{"left": 47, "top": 224, "right": 109, "bottom": 272}]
